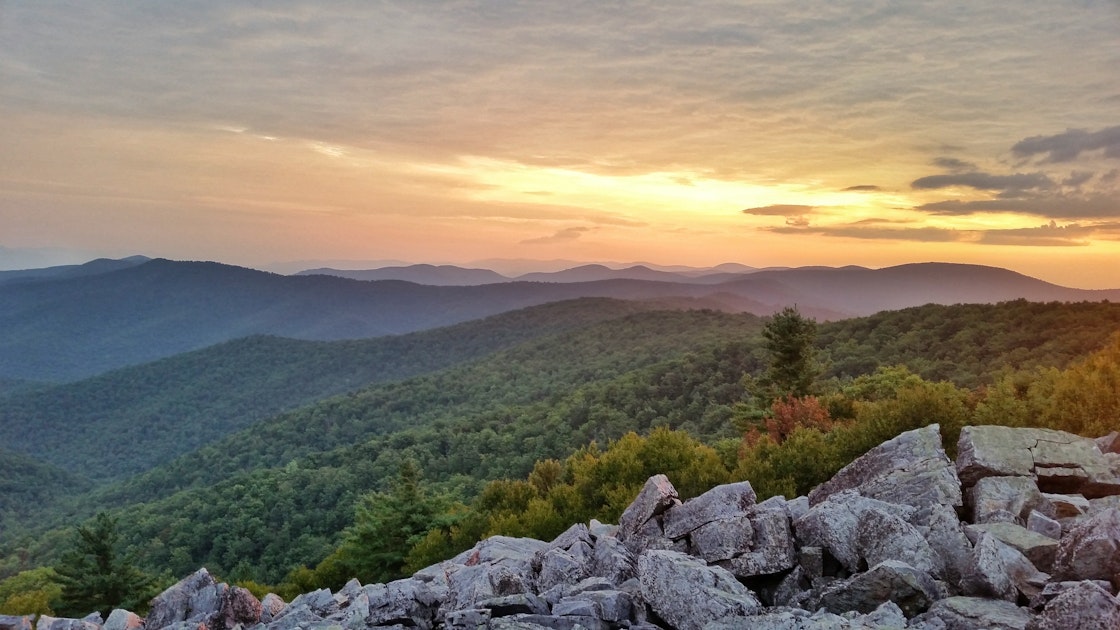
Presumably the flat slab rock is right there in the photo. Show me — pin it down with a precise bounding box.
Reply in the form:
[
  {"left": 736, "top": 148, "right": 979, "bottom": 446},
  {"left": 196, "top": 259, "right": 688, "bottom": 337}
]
[
  {"left": 957, "top": 426, "right": 1120, "bottom": 497},
  {"left": 808, "top": 424, "right": 962, "bottom": 510}
]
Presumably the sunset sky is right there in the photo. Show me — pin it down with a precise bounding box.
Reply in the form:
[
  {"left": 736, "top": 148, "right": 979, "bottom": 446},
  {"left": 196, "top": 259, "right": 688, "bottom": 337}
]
[{"left": 2, "top": 1, "right": 1119, "bottom": 287}]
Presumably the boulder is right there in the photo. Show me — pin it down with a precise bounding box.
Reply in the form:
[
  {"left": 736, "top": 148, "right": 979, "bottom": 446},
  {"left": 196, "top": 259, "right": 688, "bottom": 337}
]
[
  {"left": 1027, "top": 580, "right": 1120, "bottom": 630},
  {"left": 537, "top": 548, "right": 590, "bottom": 592},
  {"left": 366, "top": 578, "right": 441, "bottom": 627},
  {"left": 548, "top": 524, "right": 592, "bottom": 551},
  {"left": 961, "top": 534, "right": 1048, "bottom": 602},
  {"left": 34, "top": 618, "right": 99, "bottom": 630},
  {"left": 259, "top": 593, "right": 286, "bottom": 624},
  {"left": 1026, "top": 510, "right": 1062, "bottom": 540},
  {"left": 924, "top": 502, "right": 975, "bottom": 587},
  {"left": 1043, "top": 492, "right": 1090, "bottom": 518},
  {"left": 661, "top": 481, "right": 756, "bottom": 539},
  {"left": 716, "top": 501, "right": 796, "bottom": 578},
  {"left": 957, "top": 426, "right": 1120, "bottom": 497},
  {"left": 808, "top": 424, "right": 962, "bottom": 510},
  {"left": 588, "top": 535, "right": 635, "bottom": 585},
  {"left": 0, "top": 616, "right": 31, "bottom": 630},
  {"left": 964, "top": 522, "right": 1058, "bottom": 572},
  {"left": 477, "top": 593, "right": 549, "bottom": 617},
  {"left": 102, "top": 611, "right": 143, "bottom": 630},
  {"left": 688, "top": 514, "right": 753, "bottom": 563},
  {"left": 968, "top": 476, "right": 1050, "bottom": 525},
  {"left": 1029, "top": 579, "right": 1115, "bottom": 611},
  {"left": 911, "top": 596, "right": 1033, "bottom": 630},
  {"left": 856, "top": 504, "right": 938, "bottom": 574},
  {"left": 794, "top": 490, "right": 918, "bottom": 575},
  {"left": 808, "top": 559, "right": 940, "bottom": 618},
  {"left": 1051, "top": 507, "right": 1120, "bottom": 582},
  {"left": 637, "top": 550, "right": 761, "bottom": 630},
  {"left": 617, "top": 475, "right": 680, "bottom": 553},
  {"left": 213, "top": 586, "right": 261, "bottom": 630},
  {"left": 146, "top": 567, "right": 219, "bottom": 630}
]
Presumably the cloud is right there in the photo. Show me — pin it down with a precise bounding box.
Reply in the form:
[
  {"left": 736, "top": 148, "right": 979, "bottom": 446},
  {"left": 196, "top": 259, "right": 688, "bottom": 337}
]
[
  {"left": 842, "top": 185, "right": 881, "bottom": 192},
  {"left": 742, "top": 204, "right": 814, "bottom": 216},
  {"left": 767, "top": 224, "right": 965, "bottom": 243},
  {"left": 915, "top": 195, "right": 1120, "bottom": 220},
  {"left": 1011, "top": 125, "right": 1120, "bottom": 163},
  {"left": 978, "top": 221, "right": 1120, "bottom": 247},
  {"left": 520, "top": 227, "right": 592, "bottom": 245},
  {"left": 1062, "top": 171, "right": 1094, "bottom": 188},
  {"left": 932, "top": 157, "right": 977, "bottom": 172},
  {"left": 911, "top": 172, "right": 1054, "bottom": 193}
]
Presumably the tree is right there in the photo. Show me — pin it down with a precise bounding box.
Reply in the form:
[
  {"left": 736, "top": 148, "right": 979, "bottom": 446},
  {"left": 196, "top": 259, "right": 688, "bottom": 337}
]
[
  {"left": 761, "top": 306, "right": 819, "bottom": 398},
  {"left": 53, "top": 513, "right": 154, "bottom": 618}
]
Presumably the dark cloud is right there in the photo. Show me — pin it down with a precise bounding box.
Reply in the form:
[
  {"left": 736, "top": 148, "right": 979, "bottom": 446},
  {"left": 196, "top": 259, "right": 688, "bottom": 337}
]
[
  {"left": 742, "top": 204, "right": 814, "bottom": 216},
  {"left": 1062, "top": 171, "right": 1094, "bottom": 188},
  {"left": 842, "top": 185, "right": 881, "bottom": 192},
  {"left": 520, "top": 227, "right": 592, "bottom": 245},
  {"left": 767, "top": 224, "right": 964, "bottom": 243},
  {"left": 916, "top": 195, "right": 1120, "bottom": 220},
  {"left": 911, "top": 172, "right": 1054, "bottom": 192},
  {"left": 932, "top": 157, "right": 977, "bottom": 172},
  {"left": 977, "top": 221, "right": 1120, "bottom": 247},
  {"left": 785, "top": 215, "right": 811, "bottom": 227},
  {"left": 1011, "top": 125, "right": 1120, "bottom": 163}
]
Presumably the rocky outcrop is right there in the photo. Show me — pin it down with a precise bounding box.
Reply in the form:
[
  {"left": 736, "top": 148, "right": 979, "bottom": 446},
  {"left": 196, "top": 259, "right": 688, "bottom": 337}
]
[{"left": 25, "top": 424, "right": 1120, "bottom": 629}]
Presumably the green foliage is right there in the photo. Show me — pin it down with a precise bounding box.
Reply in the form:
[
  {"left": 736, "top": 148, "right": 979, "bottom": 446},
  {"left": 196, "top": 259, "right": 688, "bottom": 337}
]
[
  {"left": 0, "top": 567, "right": 60, "bottom": 615},
  {"left": 53, "top": 513, "right": 155, "bottom": 618},
  {"left": 761, "top": 306, "right": 819, "bottom": 398}
]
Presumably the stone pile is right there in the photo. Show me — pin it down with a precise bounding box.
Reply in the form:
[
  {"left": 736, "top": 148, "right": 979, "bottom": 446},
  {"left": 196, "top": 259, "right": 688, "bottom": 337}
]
[{"left": 20, "top": 424, "right": 1120, "bottom": 629}]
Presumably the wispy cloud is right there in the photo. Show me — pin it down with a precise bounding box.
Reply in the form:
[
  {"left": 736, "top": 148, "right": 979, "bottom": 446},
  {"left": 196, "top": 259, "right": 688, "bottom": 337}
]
[
  {"left": 1012, "top": 125, "right": 1120, "bottom": 163},
  {"left": 520, "top": 227, "right": 592, "bottom": 245}
]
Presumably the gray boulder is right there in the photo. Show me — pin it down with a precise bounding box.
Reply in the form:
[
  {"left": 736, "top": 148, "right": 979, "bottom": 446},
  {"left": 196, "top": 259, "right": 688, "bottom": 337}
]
[
  {"left": 1051, "top": 507, "right": 1120, "bottom": 582},
  {"left": 794, "top": 491, "right": 919, "bottom": 575},
  {"left": 661, "top": 481, "right": 756, "bottom": 539},
  {"left": 1027, "top": 580, "right": 1120, "bottom": 630},
  {"left": 213, "top": 586, "right": 261, "bottom": 630},
  {"left": 961, "top": 534, "right": 1047, "bottom": 603},
  {"left": 589, "top": 535, "right": 635, "bottom": 584},
  {"left": 102, "top": 610, "right": 143, "bottom": 630},
  {"left": 618, "top": 475, "right": 680, "bottom": 554},
  {"left": 923, "top": 502, "right": 974, "bottom": 587},
  {"left": 807, "top": 559, "right": 940, "bottom": 618},
  {"left": 688, "top": 514, "right": 754, "bottom": 563},
  {"left": 855, "top": 505, "right": 937, "bottom": 575},
  {"left": 0, "top": 617, "right": 31, "bottom": 630},
  {"left": 259, "top": 593, "right": 286, "bottom": 624},
  {"left": 146, "top": 568, "right": 219, "bottom": 630},
  {"left": 967, "top": 476, "right": 1049, "bottom": 525},
  {"left": 1026, "top": 510, "right": 1062, "bottom": 540},
  {"left": 957, "top": 426, "right": 1120, "bottom": 497},
  {"left": 537, "top": 548, "right": 591, "bottom": 592},
  {"left": 964, "top": 522, "right": 1058, "bottom": 572},
  {"left": 637, "top": 549, "right": 761, "bottom": 630},
  {"left": 910, "top": 596, "right": 1033, "bottom": 630},
  {"left": 808, "top": 424, "right": 961, "bottom": 511},
  {"left": 31, "top": 618, "right": 99, "bottom": 630},
  {"left": 716, "top": 501, "right": 797, "bottom": 578}
]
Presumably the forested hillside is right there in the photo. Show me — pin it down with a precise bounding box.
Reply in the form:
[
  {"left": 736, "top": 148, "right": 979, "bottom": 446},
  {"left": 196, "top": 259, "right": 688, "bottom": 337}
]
[
  {"left": 2, "top": 298, "right": 1120, "bottom": 611},
  {"left": 0, "top": 298, "right": 669, "bottom": 483}
]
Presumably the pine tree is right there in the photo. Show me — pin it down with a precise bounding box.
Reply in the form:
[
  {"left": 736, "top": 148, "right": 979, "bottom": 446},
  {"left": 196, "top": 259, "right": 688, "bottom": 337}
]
[
  {"left": 53, "top": 513, "right": 154, "bottom": 618},
  {"left": 761, "top": 306, "right": 819, "bottom": 398}
]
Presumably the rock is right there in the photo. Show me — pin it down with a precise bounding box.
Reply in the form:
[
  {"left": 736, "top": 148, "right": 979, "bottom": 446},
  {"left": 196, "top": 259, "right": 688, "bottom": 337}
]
[
  {"left": 259, "top": 593, "right": 286, "bottom": 624},
  {"left": 957, "top": 426, "right": 1120, "bottom": 497},
  {"left": 661, "top": 481, "right": 756, "bottom": 539},
  {"left": 911, "top": 596, "right": 1033, "bottom": 630},
  {"left": 444, "top": 607, "right": 490, "bottom": 629},
  {"left": 1043, "top": 492, "right": 1091, "bottom": 518},
  {"left": 588, "top": 535, "right": 635, "bottom": 584},
  {"left": 588, "top": 519, "right": 616, "bottom": 539},
  {"left": 102, "top": 610, "right": 143, "bottom": 630},
  {"left": 688, "top": 514, "right": 753, "bottom": 562},
  {"left": 924, "top": 503, "right": 974, "bottom": 587},
  {"left": 277, "top": 588, "right": 334, "bottom": 619},
  {"left": 637, "top": 549, "right": 761, "bottom": 630},
  {"left": 808, "top": 559, "right": 940, "bottom": 618},
  {"left": 1051, "top": 507, "right": 1120, "bottom": 582},
  {"left": 1028, "top": 579, "right": 1115, "bottom": 611},
  {"left": 964, "top": 522, "right": 1059, "bottom": 572},
  {"left": 794, "top": 490, "right": 917, "bottom": 575},
  {"left": 968, "top": 476, "right": 1050, "bottom": 525},
  {"left": 34, "top": 618, "right": 99, "bottom": 630},
  {"left": 716, "top": 501, "right": 796, "bottom": 578},
  {"left": 865, "top": 600, "right": 908, "bottom": 628},
  {"left": 548, "top": 524, "right": 592, "bottom": 551},
  {"left": 618, "top": 475, "right": 680, "bottom": 553},
  {"left": 553, "top": 590, "right": 631, "bottom": 623},
  {"left": 478, "top": 593, "right": 550, "bottom": 617},
  {"left": 146, "top": 567, "right": 219, "bottom": 630},
  {"left": 1028, "top": 580, "right": 1120, "bottom": 630},
  {"left": 213, "top": 586, "right": 262, "bottom": 630},
  {"left": 0, "top": 617, "right": 32, "bottom": 630},
  {"left": 961, "top": 534, "right": 1048, "bottom": 602},
  {"left": 366, "top": 578, "right": 441, "bottom": 627},
  {"left": 809, "top": 424, "right": 962, "bottom": 510},
  {"left": 489, "top": 614, "right": 607, "bottom": 630},
  {"left": 1097, "top": 432, "right": 1120, "bottom": 455},
  {"left": 537, "top": 548, "right": 590, "bottom": 592},
  {"left": 1027, "top": 510, "right": 1062, "bottom": 540},
  {"left": 452, "top": 536, "right": 550, "bottom": 573},
  {"left": 261, "top": 604, "right": 320, "bottom": 630},
  {"left": 856, "top": 505, "right": 937, "bottom": 574}
]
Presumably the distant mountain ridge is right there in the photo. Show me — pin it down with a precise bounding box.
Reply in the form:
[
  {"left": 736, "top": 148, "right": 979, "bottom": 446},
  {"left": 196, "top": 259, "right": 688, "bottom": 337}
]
[{"left": 2, "top": 257, "right": 1118, "bottom": 382}]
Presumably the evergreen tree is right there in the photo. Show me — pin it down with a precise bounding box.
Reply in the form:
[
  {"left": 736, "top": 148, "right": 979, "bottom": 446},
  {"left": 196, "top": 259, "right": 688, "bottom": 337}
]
[
  {"left": 53, "top": 513, "right": 154, "bottom": 618},
  {"left": 761, "top": 306, "right": 819, "bottom": 398}
]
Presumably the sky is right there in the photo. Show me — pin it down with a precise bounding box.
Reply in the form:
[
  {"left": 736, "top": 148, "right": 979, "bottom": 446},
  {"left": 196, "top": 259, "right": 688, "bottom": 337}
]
[{"left": 2, "top": 2, "right": 1120, "bottom": 287}]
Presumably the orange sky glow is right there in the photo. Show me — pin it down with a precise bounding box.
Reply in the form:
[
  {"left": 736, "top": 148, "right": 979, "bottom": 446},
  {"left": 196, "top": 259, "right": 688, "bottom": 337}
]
[{"left": 2, "top": 2, "right": 1119, "bottom": 287}]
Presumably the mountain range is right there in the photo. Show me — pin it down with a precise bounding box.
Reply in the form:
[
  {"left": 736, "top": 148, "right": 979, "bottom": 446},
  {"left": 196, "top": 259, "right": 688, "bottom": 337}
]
[{"left": 3, "top": 257, "right": 1118, "bottom": 382}]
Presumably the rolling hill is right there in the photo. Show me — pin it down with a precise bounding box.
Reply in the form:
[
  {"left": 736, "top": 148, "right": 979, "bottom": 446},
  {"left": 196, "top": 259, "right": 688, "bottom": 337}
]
[{"left": 3, "top": 257, "right": 1118, "bottom": 382}]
